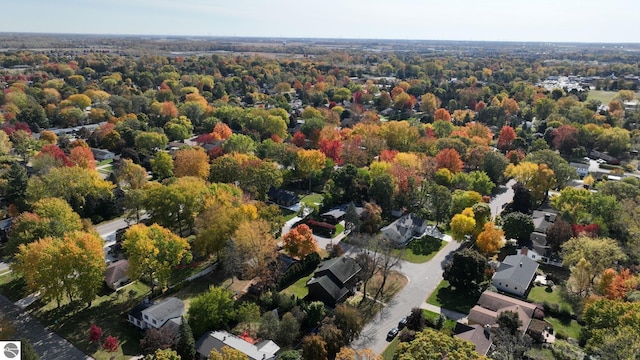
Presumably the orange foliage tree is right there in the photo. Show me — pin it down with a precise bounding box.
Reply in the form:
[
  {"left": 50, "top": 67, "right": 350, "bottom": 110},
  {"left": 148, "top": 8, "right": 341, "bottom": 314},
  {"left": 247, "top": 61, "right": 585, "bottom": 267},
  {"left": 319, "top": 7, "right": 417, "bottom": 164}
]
[
  {"left": 174, "top": 148, "right": 210, "bottom": 179},
  {"left": 210, "top": 122, "right": 232, "bottom": 141},
  {"left": 476, "top": 222, "right": 504, "bottom": 254},
  {"left": 68, "top": 146, "right": 96, "bottom": 169},
  {"left": 435, "top": 148, "right": 464, "bottom": 173},
  {"left": 497, "top": 126, "right": 517, "bottom": 151},
  {"left": 282, "top": 224, "right": 318, "bottom": 259},
  {"left": 434, "top": 108, "right": 452, "bottom": 122}
]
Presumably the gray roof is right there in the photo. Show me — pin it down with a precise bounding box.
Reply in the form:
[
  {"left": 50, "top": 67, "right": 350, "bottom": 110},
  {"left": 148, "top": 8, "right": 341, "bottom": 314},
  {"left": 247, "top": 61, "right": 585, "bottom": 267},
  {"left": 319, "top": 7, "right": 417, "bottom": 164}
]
[
  {"left": 196, "top": 330, "right": 279, "bottom": 360},
  {"left": 381, "top": 213, "right": 426, "bottom": 241},
  {"left": 315, "top": 256, "right": 361, "bottom": 285},
  {"left": 307, "top": 275, "right": 350, "bottom": 302},
  {"left": 493, "top": 255, "right": 539, "bottom": 289},
  {"left": 532, "top": 210, "right": 557, "bottom": 233},
  {"left": 142, "top": 297, "right": 184, "bottom": 321}
]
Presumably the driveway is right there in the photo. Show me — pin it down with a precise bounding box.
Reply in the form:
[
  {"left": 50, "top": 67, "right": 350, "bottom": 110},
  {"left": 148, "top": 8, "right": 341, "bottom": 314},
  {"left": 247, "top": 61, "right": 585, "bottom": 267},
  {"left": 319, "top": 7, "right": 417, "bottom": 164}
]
[
  {"left": 0, "top": 295, "right": 92, "bottom": 360},
  {"left": 490, "top": 179, "right": 515, "bottom": 219},
  {"left": 350, "top": 238, "right": 462, "bottom": 354}
]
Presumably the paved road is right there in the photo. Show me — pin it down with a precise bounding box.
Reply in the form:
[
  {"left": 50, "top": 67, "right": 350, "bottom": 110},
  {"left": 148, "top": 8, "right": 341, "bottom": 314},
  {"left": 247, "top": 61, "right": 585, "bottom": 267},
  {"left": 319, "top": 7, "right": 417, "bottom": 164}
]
[
  {"left": 350, "top": 238, "right": 462, "bottom": 354},
  {"left": 0, "top": 295, "right": 92, "bottom": 360},
  {"left": 490, "top": 179, "right": 515, "bottom": 219},
  {"left": 95, "top": 217, "right": 132, "bottom": 241}
]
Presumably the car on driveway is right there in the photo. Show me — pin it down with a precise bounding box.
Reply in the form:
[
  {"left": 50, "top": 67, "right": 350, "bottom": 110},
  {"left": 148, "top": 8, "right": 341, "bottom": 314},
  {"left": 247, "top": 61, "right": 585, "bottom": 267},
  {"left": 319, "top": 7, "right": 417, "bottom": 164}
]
[
  {"left": 386, "top": 327, "right": 399, "bottom": 341},
  {"left": 398, "top": 317, "right": 408, "bottom": 329}
]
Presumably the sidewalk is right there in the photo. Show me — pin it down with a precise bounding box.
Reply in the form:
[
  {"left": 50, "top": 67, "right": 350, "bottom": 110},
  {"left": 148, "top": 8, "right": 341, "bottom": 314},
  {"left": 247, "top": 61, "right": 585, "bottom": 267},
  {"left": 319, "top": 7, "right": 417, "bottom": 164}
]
[
  {"left": 420, "top": 302, "right": 468, "bottom": 322},
  {"left": 0, "top": 295, "right": 93, "bottom": 360}
]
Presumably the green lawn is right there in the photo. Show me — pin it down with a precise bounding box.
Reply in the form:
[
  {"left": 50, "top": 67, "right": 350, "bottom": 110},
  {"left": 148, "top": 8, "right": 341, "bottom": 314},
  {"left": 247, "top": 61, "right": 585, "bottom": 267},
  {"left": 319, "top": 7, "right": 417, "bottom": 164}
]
[
  {"left": 97, "top": 158, "right": 114, "bottom": 166},
  {"left": 422, "top": 309, "right": 456, "bottom": 332},
  {"left": 282, "top": 209, "right": 298, "bottom": 221},
  {"left": 281, "top": 273, "right": 313, "bottom": 299},
  {"left": 546, "top": 316, "right": 582, "bottom": 340},
  {"left": 35, "top": 281, "right": 151, "bottom": 360},
  {"left": 527, "top": 285, "right": 575, "bottom": 316},
  {"left": 587, "top": 90, "right": 617, "bottom": 105},
  {"left": 332, "top": 223, "right": 344, "bottom": 238},
  {"left": 382, "top": 337, "right": 399, "bottom": 360},
  {"left": 301, "top": 193, "right": 323, "bottom": 206},
  {"left": 0, "top": 273, "right": 26, "bottom": 302},
  {"left": 394, "top": 236, "right": 445, "bottom": 263},
  {"left": 426, "top": 280, "right": 479, "bottom": 314}
]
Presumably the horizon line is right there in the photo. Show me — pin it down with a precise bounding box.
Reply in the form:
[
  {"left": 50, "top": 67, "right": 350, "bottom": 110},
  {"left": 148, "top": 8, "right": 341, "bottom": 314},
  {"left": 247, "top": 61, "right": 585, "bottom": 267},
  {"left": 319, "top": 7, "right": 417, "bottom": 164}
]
[{"left": 1, "top": 31, "right": 639, "bottom": 46}]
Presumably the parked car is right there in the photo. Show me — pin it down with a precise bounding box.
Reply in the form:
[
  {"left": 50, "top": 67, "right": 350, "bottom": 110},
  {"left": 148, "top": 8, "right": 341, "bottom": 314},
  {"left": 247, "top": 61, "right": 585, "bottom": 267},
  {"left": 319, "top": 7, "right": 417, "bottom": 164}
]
[
  {"left": 386, "top": 327, "right": 399, "bottom": 341},
  {"left": 596, "top": 159, "right": 607, "bottom": 164},
  {"left": 398, "top": 317, "right": 408, "bottom": 329}
]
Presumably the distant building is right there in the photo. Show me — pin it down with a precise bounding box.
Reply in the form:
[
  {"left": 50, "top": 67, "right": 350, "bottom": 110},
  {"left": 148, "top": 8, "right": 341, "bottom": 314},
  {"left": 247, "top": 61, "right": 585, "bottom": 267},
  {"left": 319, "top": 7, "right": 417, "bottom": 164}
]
[
  {"left": 91, "top": 148, "right": 115, "bottom": 161},
  {"left": 492, "top": 255, "right": 539, "bottom": 297},
  {"left": 569, "top": 162, "right": 589, "bottom": 178},
  {"left": 307, "top": 255, "right": 361, "bottom": 307},
  {"left": 380, "top": 213, "right": 427, "bottom": 247},
  {"left": 128, "top": 297, "right": 185, "bottom": 330},
  {"left": 104, "top": 259, "right": 129, "bottom": 290}
]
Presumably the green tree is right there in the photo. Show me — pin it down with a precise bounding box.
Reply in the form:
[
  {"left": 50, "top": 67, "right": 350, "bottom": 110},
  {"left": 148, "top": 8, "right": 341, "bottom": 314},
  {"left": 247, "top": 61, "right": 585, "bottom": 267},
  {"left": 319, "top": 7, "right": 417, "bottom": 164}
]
[
  {"left": 396, "top": 328, "right": 484, "bottom": 360},
  {"left": 187, "top": 286, "right": 236, "bottom": 338},
  {"left": 333, "top": 304, "right": 363, "bottom": 344},
  {"left": 135, "top": 131, "right": 169, "bottom": 156},
  {"left": 369, "top": 173, "right": 396, "bottom": 214},
  {"left": 482, "top": 151, "right": 509, "bottom": 184},
  {"left": 443, "top": 248, "right": 488, "bottom": 295},
  {"left": 497, "top": 310, "right": 522, "bottom": 335},
  {"left": 451, "top": 190, "right": 482, "bottom": 216},
  {"left": 561, "top": 236, "right": 626, "bottom": 284},
  {"left": 6, "top": 197, "right": 83, "bottom": 255},
  {"left": 258, "top": 311, "right": 280, "bottom": 340},
  {"left": 4, "top": 162, "right": 29, "bottom": 211},
  {"left": 525, "top": 149, "right": 576, "bottom": 189},
  {"left": 278, "top": 312, "right": 300, "bottom": 347},
  {"left": 241, "top": 160, "right": 283, "bottom": 201},
  {"left": 20, "top": 338, "right": 40, "bottom": 360},
  {"left": 123, "top": 223, "right": 192, "bottom": 292},
  {"left": 116, "top": 158, "right": 148, "bottom": 190},
  {"left": 176, "top": 317, "right": 196, "bottom": 360},
  {"left": 501, "top": 212, "right": 534, "bottom": 244},
  {"left": 223, "top": 133, "right": 256, "bottom": 154},
  {"left": 150, "top": 151, "right": 174, "bottom": 180}
]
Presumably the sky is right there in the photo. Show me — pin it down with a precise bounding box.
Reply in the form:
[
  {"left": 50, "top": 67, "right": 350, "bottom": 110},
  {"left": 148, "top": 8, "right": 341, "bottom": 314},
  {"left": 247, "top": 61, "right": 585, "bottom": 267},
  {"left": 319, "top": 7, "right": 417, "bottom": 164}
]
[{"left": 2, "top": 0, "right": 639, "bottom": 43}]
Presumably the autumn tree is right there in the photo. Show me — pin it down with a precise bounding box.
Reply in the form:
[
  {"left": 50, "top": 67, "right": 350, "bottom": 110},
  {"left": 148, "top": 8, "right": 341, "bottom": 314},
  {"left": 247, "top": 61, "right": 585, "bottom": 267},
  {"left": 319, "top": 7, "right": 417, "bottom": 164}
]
[
  {"left": 396, "top": 328, "right": 484, "bottom": 360},
  {"left": 295, "top": 149, "right": 327, "bottom": 191},
  {"left": 68, "top": 146, "right": 96, "bottom": 169},
  {"left": 433, "top": 108, "right": 451, "bottom": 122},
  {"left": 435, "top": 148, "right": 463, "bottom": 173},
  {"left": 552, "top": 125, "right": 579, "bottom": 156},
  {"left": 123, "top": 223, "right": 192, "bottom": 292},
  {"left": 301, "top": 335, "right": 328, "bottom": 360},
  {"left": 210, "top": 122, "right": 233, "bottom": 141},
  {"left": 561, "top": 236, "right": 626, "bottom": 285},
  {"left": 283, "top": 224, "right": 318, "bottom": 259},
  {"left": 497, "top": 126, "right": 517, "bottom": 151},
  {"left": 116, "top": 158, "right": 148, "bottom": 190},
  {"left": 103, "top": 336, "right": 119, "bottom": 352},
  {"left": 450, "top": 208, "right": 476, "bottom": 241},
  {"left": 140, "top": 327, "right": 176, "bottom": 355},
  {"left": 504, "top": 161, "right": 556, "bottom": 206},
  {"left": 545, "top": 219, "right": 572, "bottom": 253},
  {"left": 420, "top": 93, "right": 440, "bottom": 114},
  {"left": 89, "top": 324, "right": 103, "bottom": 343},
  {"left": 174, "top": 147, "right": 210, "bottom": 179},
  {"left": 476, "top": 222, "right": 504, "bottom": 254},
  {"left": 6, "top": 197, "right": 83, "bottom": 254},
  {"left": 209, "top": 346, "right": 247, "bottom": 360},
  {"left": 232, "top": 220, "right": 278, "bottom": 280}
]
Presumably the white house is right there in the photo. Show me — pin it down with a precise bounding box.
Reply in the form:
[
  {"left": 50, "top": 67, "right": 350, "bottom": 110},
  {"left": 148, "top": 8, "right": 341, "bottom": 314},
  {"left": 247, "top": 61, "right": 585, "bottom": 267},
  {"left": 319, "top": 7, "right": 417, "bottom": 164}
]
[
  {"left": 128, "top": 297, "right": 185, "bottom": 330},
  {"left": 380, "top": 213, "right": 427, "bottom": 247},
  {"left": 492, "top": 255, "right": 539, "bottom": 297},
  {"left": 196, "top": 330, "right": 280, "bottom": 360}
]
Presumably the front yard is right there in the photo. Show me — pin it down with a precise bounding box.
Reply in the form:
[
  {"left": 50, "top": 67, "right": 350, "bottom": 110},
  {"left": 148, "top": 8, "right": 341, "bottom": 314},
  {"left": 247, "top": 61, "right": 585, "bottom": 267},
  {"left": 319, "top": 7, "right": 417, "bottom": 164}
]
[
  {"left": 426, "top": 280, "right": 479, "bottom": 314},
  {"left": 281, "top": 273, "right": 313, "bottom": 299},
  {"left": 394, "top": 235, "right": 445, "bottom": 263}
]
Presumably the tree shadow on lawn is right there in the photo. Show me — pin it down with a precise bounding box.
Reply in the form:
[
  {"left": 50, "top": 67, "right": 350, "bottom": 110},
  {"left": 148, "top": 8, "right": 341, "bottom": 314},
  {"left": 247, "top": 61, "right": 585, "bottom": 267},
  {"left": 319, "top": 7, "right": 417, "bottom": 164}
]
[
  {"left": 435, "top": 287, "right": 478, "bottom": 314},
  {"left": 408, "top": 236, "right": 442, "bottom": 256}
]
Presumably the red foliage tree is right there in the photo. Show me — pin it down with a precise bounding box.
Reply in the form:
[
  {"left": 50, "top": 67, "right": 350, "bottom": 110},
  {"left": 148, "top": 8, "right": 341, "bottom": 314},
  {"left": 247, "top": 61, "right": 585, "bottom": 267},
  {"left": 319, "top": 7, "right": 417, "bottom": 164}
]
[
  {"left": 552, "top": 125, "right": 579, "bottom": 155},
  {"left": 506, "top": 149, "right": 525, "bottom": 164},
  {"left": 292, "top": 131, "right": 306, "bottom": 147},
  {"left": 89, "top": 324, "right": 103, "bottom": 343},
  {"left": 195, "top": 133, "right": 214, "bottom": 144},
  {"left": 497, "top": 126, "right": 517, "bottom": 151},
  {"left": 207, "top": 145, "right": 224, "bottom": 159},
  {"left": 318, "top": 138, "right": 343, "bottom": 165},
  {"left": 475, "top": 101, "right": 487, "bottom": 112},
  {"left": 435, "top": 148, "right": 464, "bottom": 173},
  {"left": 102, "top": 335, "right": 118, "bottom": 352},
  {"left": 283, "top": 224, "right": 318, "bottom": 259},
  {"left": 379, "top": 149, "right": 399, "bottom": 162},
  {"left": 571, "top": 223, "right": 600, "bottom": 237},
  {"left": 38, "top": 144, "right": 72, "bottom": 167}
]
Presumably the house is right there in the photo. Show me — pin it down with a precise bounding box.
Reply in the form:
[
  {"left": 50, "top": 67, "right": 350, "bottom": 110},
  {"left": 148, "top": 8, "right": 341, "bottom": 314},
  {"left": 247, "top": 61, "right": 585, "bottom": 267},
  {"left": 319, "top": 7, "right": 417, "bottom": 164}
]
[
  {"left": 128, "top": 297, "right": 185, "bottom": 330},
  {"left": 517, "top": 211, "right": 562, "bottom": 267},
  {"left": 453, "top": 323, "right": 492, "bottom": 356},
  {"left": 104, "top": 259, "right": 129, "bottom": 290},
  {"left": 380, "top": 213, "right": 427, "bottom": 247},
  {"left": 320, "top": 203, "right": 363, "bottom": 225},
  {"left": 196, "top": 330, "right": 279, "bottom": 360},
  {"left": 467, "top": 291, "right": 540, "bottom": 335},
  {"left": 569, "top": 162, "right": 589, "bottom": 178},
  {"left": 306, "top": 256, "right": 361, "bottom": 306},
  {"left": 267, "top": 188, "right": 299, "bottom": 208},
  {"left": 492, "top": 254, "right": 539, "bottom": 297},
  {"left": 91, "top": 148, "right": 115, "bottom": 161}
]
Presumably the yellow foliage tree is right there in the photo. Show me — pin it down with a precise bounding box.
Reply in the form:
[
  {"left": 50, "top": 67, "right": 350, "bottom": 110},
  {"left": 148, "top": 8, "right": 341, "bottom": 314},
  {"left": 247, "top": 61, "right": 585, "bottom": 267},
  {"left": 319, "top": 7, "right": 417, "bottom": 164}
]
[
  {"left": 450, "top": 208, "right": 476, "bottom": 241},
  {"left": 476, "top": 222, "right": 504, "bottom": 254}
]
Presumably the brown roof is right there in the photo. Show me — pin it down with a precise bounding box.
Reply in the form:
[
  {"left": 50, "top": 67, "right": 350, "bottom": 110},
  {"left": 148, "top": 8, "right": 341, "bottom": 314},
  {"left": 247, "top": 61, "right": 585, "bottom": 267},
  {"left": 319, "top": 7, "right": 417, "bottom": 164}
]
[
  {"left": 467, "top": 291, "right": 539, "bottom": 334},
  {"left": 104, "top": 259, "right": 129, "bottom": 286},
  {"left": 454, "top": 324, "right": 492, "bottom": 355}
]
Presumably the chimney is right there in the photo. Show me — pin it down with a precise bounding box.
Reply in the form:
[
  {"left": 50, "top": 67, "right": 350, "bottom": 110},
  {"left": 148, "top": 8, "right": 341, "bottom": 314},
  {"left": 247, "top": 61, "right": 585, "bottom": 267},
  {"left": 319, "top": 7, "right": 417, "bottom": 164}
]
[
  {"left": 521, "top": 247, "right": 528, "bottom": 256},
  {"left": 544, "top": 213, "right": 551, "bottom": 222},
  {"left": 520, "top": 262, "right": 523, "bottom": 268}
]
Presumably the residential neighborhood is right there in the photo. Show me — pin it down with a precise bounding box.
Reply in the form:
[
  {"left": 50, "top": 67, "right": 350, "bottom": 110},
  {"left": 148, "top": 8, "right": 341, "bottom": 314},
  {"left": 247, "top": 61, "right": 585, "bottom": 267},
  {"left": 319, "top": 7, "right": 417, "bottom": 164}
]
[{"left": 0, "top": 29, "right": 640, "bottom": 360}]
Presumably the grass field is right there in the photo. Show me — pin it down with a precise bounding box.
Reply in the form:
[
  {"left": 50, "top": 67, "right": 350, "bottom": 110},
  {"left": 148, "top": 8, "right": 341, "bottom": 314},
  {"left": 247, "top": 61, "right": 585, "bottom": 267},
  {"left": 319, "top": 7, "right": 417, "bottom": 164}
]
[
  {"left": 381, "top": 337, "right": 399, "bottom": 360},
  {"left": 587, "top": 90, "right": 617, "bottom": 105},
  {"left": 426, "top": 280, "right": 479, "bottom": 314},
  {"left": 528, "top": 286, "right": 568, "bottom": 308},
  {"left": 301, "top": 193, "right": 323, "bottom": 206}
]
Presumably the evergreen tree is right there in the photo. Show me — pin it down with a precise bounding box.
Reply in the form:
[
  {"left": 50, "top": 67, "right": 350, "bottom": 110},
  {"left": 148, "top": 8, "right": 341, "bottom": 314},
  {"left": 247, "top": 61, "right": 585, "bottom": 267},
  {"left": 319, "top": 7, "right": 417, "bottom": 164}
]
[
  {"left": 176, "top": 317, "right": 196, "bottom": 360},
  {"left": 21, "top": 338, "right": 39, "bottom": 360},
  {"left": 5, "top": 162, "right": 28, "bottom": 211}
]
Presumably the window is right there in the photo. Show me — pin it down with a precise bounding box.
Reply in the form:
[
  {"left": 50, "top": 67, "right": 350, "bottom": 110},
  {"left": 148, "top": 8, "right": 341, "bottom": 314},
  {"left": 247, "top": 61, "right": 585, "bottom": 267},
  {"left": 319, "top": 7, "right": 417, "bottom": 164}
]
[
  {"left": 144, "top": 314, "right": 149, "bottom": 320},
  {"left": 153, "top": 319, "right": 157, "bottom": 325}
]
